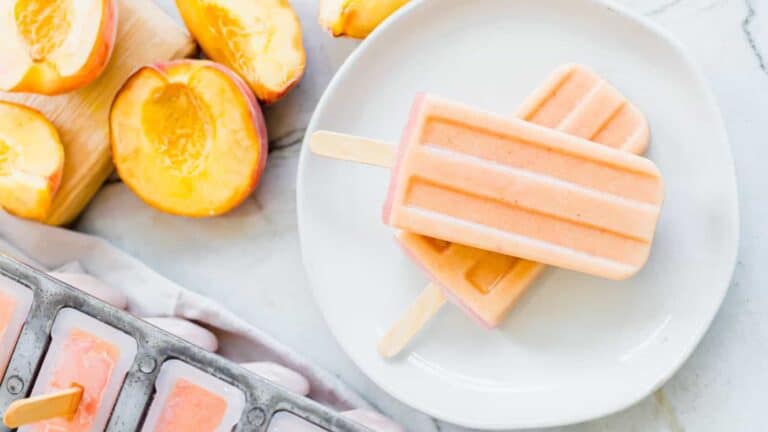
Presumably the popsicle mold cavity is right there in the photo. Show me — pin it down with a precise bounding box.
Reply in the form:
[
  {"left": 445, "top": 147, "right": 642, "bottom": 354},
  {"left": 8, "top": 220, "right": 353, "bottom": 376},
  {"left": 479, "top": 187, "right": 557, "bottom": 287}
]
[
  {"left": 21, "top": 308, "right": 137, "bottom": 432},
  {"left": 141, "top": 359, "right": 245, "bottom": 432},
  {"left": 0, "top": 276, "right": 33, "bottom": 379}
]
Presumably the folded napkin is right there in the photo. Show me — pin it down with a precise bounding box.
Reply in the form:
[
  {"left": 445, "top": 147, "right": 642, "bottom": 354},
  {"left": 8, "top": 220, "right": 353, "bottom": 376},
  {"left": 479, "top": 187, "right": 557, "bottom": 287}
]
[{"left": 0, "top": 211, "right": 369, "bottom": 411}]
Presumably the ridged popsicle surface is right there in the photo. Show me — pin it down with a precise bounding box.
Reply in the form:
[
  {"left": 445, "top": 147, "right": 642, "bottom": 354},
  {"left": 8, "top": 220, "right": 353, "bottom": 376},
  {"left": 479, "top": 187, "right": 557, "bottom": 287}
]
[{"left": 388, "top": 66, "right": 661, "bottom": 326}]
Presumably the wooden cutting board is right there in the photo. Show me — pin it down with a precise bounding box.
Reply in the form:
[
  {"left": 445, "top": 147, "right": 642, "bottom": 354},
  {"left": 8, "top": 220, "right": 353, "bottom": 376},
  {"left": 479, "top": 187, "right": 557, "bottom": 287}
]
[{"left": 0, "top": 0, "right": 196, "bottom": 226}]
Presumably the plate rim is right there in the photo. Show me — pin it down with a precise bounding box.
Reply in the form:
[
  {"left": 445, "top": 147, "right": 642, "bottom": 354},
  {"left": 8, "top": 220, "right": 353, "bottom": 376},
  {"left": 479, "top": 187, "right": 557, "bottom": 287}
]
[{"left": 296, "top": 0, "right": 739, "bottom": 428}]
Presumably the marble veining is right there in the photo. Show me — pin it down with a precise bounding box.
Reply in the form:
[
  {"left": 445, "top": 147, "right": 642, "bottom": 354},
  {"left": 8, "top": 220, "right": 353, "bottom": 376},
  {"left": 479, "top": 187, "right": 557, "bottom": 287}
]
[
  {"left": 270, "top": 127, "right": 308, "bottom": 152},
  {"left": 647, "top": 0, "right": 687, "bottom": 15},
  {"left": 742, "top": 0, "right": 767, "bottom": 74}
]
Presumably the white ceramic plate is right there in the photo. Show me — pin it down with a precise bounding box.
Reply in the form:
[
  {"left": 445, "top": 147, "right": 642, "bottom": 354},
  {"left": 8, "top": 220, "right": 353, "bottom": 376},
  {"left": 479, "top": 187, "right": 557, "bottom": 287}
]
[{"left": 297, "top": 0, "right": 738, "bottom": 428}]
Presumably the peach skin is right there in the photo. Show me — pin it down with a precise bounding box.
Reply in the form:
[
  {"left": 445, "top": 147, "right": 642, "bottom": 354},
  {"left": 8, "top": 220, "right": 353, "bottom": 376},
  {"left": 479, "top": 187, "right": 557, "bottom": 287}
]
[
  {"left": 176, "top": 0, "right": 306, "bottom": 104},
  {"left": 110, "top": 60, "right": 268, "bottom": 217},
  {"left": 319, "top": 0, "right": 411, "bottom": 39},
  {"left": 0, "top": 0, "right": 118, "bottom": 95},
  {"left": 0, "top": 101, "right": 64, "bottom": 221}
]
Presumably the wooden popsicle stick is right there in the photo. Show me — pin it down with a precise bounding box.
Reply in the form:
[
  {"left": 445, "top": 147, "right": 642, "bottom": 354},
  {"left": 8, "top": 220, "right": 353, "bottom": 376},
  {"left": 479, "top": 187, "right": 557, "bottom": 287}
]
[
  {"left": 3, "top": 386, "right": 83, "bottom": 428},
  {"left": 310, "top": 131, "right": 396, "bottom": 168},
  {"left": 310, "top": 130, "right": 448, "bottom": 357},
  {"left": 378, "top": 283, "right": 447, "bottom": 358}
]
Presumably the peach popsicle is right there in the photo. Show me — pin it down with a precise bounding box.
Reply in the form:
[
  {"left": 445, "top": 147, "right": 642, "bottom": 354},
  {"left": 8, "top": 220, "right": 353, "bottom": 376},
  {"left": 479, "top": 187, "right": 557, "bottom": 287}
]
[
  {"left": 380, "top": 66, "right": 653, "bottom": 355},
  {"left": 140, "top": 360, "right": 245, "bottom": 432},
  {"left": 380, "top": 94, "right": 664, "bottom": 278},
  {"left": 393, "top": 64, "right": 651, "bottom": 331},
  {"left": 309, "top": 65, "right": 663, "bottom": 355},
  {"left": 0, "top": 276, "right": 33, "bottom": 379},
  {"left": 21, "top": 309, "right": 137, "bottom": 432},
  {"left": 310, "top": 92, "right": 662, "bottom": 278}
]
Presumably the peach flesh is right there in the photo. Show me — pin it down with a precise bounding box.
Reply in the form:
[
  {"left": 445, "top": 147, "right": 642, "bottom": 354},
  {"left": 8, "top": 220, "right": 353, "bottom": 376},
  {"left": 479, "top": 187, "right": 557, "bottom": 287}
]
[
  {"left": 0, "top": 0, "right": 118, "bottom": 95},
  {"left": 141, "top": 83, "right": 212, "bottom": 176},
  {"left": 0, "top": 101, "right": 64, "bottom": 221},
  {"left": 0, "top": 140, "right": 17, "bottom": 177},
  {"left": 110, "top": 60, "right": 267, "bottom": 217},
  {"left": 15, "top": 0, "right": 73, "bottom": 61},
  {"left": 175, "top": 0, "right": 306, "bottom": 103}
]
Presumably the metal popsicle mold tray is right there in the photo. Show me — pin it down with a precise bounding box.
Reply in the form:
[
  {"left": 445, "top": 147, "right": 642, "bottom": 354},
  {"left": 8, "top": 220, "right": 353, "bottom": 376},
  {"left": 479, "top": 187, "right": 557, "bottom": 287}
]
[{"left": 0, "top": 254, "right": 371, "bottom": 432}]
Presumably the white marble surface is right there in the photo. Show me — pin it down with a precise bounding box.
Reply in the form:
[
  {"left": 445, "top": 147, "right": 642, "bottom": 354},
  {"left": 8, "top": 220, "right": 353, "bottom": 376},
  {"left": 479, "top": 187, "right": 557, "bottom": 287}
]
[{"left": 76, "top": 0, "right": 767, "bottom": 430}]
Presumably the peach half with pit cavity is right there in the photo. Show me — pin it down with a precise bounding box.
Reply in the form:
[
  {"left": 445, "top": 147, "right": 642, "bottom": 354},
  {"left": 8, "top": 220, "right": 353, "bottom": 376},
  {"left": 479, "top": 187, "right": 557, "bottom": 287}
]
[
  {"left": 0, "top": 0, "right": 118, "bottom": 95},
  {"left": 110, "top": 60, "right": 268, "bottom": 217}
]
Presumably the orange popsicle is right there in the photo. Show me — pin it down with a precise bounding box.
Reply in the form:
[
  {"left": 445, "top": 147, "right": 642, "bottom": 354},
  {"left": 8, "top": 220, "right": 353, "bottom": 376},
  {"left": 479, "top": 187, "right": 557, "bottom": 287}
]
[
  {"left": 30, "top": 330, "right": 118, "bottom": 432},
  {"left": 398, "top": 64, "right": 651, "bottom": 328},
  {"left": 0, "top": 276, "right": 33, "bottom": 378},
  {"left": 381, "top": 94, "right": 663, "bottom": 280},
  {"left": 153, "top": 380, "right": 228, "bottom": 431},
  {"left": 140, "top": 360, "right": 245, "bottom": 432},
  {"left": 22, "top": 309, "right": 137, "bottom": 432}
]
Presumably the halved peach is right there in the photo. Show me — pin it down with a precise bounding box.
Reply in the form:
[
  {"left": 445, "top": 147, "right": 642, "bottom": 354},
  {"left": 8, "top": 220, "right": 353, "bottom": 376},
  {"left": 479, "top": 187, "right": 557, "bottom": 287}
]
[
  {"left": 176, "top": 0, "right": 306, "bottom": 104},
  {"left": 0, "top": 0, "right": 117, "bottom": 95},
  {"left": 0, "top": 101, "right": 65, "bottom": 221},
  {"left": 110, "top": 60, "right": 268, "bottom": 217}
]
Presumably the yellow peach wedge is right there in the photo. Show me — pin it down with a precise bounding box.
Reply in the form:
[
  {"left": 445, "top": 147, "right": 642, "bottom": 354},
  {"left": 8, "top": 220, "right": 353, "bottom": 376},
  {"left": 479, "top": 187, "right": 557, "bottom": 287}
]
[
  {"left": 319, "top": 0, "right": 410, "bottom": 39},
  {"left": 0, "top": 102, "right": 65, "bottom": 221},
  {"left": 176, "top": 0, "right": 306, "bottom": 104},
  {"left": 110, "top": 60, "right": 268, "bottom": 217},
  {"left": 0, "top": 0, "right": 118, "bottom": 95}
]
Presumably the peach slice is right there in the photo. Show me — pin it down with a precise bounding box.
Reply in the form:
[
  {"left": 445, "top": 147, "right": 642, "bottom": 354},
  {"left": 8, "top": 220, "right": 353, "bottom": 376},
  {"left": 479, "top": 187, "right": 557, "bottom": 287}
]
[
  {"left": 176, "top": 0, "right": 306, "bottom": 104},
  {"left": 110, "top": 60, "right": 268, "bottom": 217},
  {"left": 0, "top": 102, "right": 65, "bottom": 221},
  {"left": 319, "top": 0, "right": 411, "bottom": 39},
  {"left": 0, "top": 0, "right": 117, "bottom": 95}
]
